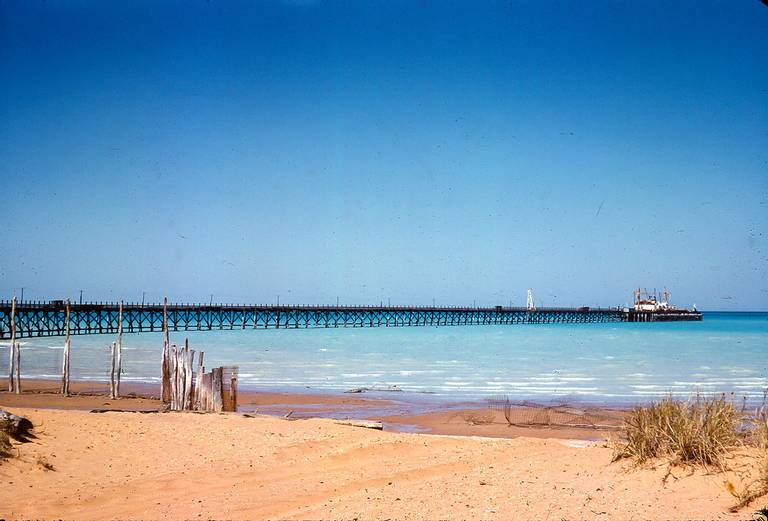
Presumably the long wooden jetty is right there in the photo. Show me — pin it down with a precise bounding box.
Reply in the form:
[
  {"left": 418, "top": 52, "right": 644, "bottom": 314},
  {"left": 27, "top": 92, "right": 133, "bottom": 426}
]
[{"left": 0, "top": 300, "right": 700, "bottom": 339}]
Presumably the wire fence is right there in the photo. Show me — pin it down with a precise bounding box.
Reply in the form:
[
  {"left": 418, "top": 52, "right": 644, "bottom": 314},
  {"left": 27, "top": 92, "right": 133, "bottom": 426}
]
[{"left": 487, "top": 396, "right": 624, "bottom": 429}]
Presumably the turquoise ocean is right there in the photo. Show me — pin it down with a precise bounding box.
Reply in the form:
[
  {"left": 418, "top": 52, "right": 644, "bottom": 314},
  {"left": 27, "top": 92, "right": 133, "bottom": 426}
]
[{"left": 2, "top": 311, "right": 766, "bottom": 405}]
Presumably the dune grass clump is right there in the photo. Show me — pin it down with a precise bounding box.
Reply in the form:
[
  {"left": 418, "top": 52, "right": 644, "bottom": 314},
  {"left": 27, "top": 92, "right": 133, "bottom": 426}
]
[
  {"left": 613, "top": 394, "right": 739, "bottom": 468},
  {"left": 615, "top": 393, "right": 768, "bottom": 511}
]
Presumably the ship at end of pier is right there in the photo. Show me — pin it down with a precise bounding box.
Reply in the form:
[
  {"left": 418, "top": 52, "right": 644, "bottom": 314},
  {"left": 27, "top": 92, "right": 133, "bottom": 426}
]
[{"left": 624, "top": 288, "right": 702, "bottom": 322}]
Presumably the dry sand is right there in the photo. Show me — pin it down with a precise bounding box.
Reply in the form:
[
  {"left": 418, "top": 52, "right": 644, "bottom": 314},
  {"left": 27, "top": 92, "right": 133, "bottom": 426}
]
[{"left": 1, "top": 384, "right": 764, "bottom": 519}]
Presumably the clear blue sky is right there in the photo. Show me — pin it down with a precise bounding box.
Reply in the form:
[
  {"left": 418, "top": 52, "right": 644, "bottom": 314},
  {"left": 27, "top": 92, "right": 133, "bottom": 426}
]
[{"left": 1, "top": 1, "right": 766, "bottom": 310}]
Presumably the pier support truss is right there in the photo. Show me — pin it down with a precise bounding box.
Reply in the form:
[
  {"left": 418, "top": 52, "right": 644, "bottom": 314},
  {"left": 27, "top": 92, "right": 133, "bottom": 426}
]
[{"left": 0, "top": 301, "right": 631, "bottom": 339}]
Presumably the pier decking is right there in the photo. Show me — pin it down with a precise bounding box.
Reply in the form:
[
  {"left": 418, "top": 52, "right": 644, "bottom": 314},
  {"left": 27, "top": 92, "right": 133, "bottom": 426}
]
[{"left": 0, "top": 301, "right": 700, "bottom": 339}]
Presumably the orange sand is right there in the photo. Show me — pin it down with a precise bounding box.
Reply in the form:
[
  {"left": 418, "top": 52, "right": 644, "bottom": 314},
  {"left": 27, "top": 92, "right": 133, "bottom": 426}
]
[{"left": 0, "top": 404, "right": 763, "bottom": 520}]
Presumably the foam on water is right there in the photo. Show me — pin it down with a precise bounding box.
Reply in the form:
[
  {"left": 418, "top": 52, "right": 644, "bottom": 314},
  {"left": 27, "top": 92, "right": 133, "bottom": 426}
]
[{"left": 2, "top": 311, "right": 766, "bottom": 405}]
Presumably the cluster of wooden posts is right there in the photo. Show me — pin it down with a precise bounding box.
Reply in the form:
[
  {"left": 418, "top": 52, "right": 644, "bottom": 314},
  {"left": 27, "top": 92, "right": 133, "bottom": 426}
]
[
  {"left": 159, "top": 297, "right": 238, "bottom": 413},
  {"left": 161, "top": 339, "right": 238, "bottom": 413},
  {"left": 5, "top": 296, "right": 237, "bottom": 413}
]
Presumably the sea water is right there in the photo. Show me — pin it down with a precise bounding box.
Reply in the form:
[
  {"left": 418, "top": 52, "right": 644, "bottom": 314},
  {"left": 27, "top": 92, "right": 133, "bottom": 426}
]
[{"left": 1, "top": 311, "right": 765, "bottom": 405}]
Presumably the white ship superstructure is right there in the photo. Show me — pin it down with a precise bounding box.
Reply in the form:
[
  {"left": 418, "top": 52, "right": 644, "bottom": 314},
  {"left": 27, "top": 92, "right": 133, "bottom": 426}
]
[{"left": 633, "top": 288, "right": 673, "bottom": 312}]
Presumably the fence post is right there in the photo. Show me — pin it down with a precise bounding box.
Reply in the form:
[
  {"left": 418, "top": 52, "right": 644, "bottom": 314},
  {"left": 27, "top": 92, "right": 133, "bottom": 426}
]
[
  {"left": 62, "top": 299, "right": 71, "bottom": 396},
  {"left": 115, "top": 301, "right": 123, "bottom": 398},
  {"left": 109, "top": 341, "right": 116, "bottom": 399},
  {"left": 8, "top": 296, "right": 16, "bottom": 392},
  {"left": 230, "top": 371, "right": 238, "bottom": 412},
  {"left": 203, "top": 372, "right": 211, "bottom": 411},
  {"left": 184, "top": 340, "right": 194, "bottom": 410},
  {"left": 180, "top": 343, "right": 187, "bottom": 409},
  {"left": 161, "top": 297, "right": 171, "bottom": 405},
  {"left": 13, "top": 341, "right": 21, "bottom": 394},
  {"left": 170, "top": 343, "right": 178, "bottom": 410},
  {"left": 211, "top": 367, "right": 223, "bottom": 412},
  {"left": 195, "top": 351, "right": 204, "bottom": 410}
]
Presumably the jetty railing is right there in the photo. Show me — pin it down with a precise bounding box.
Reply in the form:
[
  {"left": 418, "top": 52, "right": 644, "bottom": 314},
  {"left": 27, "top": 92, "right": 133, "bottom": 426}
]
[{"left": 0, "top": 300, "right": 629, "bottom": 339}]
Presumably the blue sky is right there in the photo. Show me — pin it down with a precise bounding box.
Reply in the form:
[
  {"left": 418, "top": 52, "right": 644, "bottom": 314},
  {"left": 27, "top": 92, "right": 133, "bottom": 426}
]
[{"left": 1, "top": 1, "right": 766, "bottom": 310}]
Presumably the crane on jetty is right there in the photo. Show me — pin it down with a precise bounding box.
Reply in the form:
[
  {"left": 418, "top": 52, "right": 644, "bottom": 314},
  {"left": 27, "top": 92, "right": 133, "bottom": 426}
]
[{"left": 526, "top": 289, "right": 535, "bottom": 311}]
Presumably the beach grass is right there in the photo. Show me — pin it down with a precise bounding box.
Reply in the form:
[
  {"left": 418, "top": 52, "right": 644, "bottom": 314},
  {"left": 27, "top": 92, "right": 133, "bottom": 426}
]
[
  {"left": 613, "top": 393, "right": 768, "bottom": 510},
  {"left": 612, "top": 394, "right": 739, "bottom": 468}
]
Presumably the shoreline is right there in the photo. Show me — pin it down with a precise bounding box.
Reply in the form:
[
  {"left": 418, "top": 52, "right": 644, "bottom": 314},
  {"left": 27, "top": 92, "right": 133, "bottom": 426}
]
[
  {"left": 11, "top": 373, "right": 743, "bottom": 408},
  {"left": 1, "top": 378, "right": 626, "bottom": 441}
]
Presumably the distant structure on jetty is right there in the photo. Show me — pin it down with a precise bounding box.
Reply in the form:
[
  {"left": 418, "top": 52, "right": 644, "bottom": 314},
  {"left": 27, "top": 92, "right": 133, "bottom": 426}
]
[
  {"left": 0, "top": 291, "right": 701, "bottom": 339},
  {"left": 627, "top": 288, "right": 701, "bottom": 322}
]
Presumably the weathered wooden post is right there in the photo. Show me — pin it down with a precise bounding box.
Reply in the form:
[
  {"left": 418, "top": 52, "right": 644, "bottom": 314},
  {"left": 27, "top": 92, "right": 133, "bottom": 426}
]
[
  {"left": 109, "top": 341, "right": 117, "bottom": 399},
  {"left": 211, "top": 367, "right": 223, "bottom": 412},
  {"left": 161, "top": 297, "right": 171, "bottom": 404},
  {"left": 7, "top": 342, "right": 13, "bottom": 393},
  {"left": 13, "top": 342, "right": 21, "bottom": 394},
  {"left": 230, "top": 371, "right": 238, "bottom": 412},
  {"left": 169, "top": 342, "right": 177, "bottom": 410},
  {"left": 61, "top": 299, "right": 71, "bottom": 395},
  {"left": 184, "top": 339, "right": 194, "bottom": 410},
  {"left": 194, "top": 351, "right": 204, "bottom": 410},
  {"left": 176, "top": 347, "right": 181, "bottom": 409},
  {"left": 176, "top": 341, "right": 186, "bottom": 409},
  {"left": 199, "top": 372, "right": 210, "bottom": 411},
  {"left": 8, "top": 296, "right": 16, "bottom": 392},
  {"left": 115, "top": 301, "right": 123, "bottom": 398},
  {"left": 179, "top": 343, "right": 186, "bottom": 408}
]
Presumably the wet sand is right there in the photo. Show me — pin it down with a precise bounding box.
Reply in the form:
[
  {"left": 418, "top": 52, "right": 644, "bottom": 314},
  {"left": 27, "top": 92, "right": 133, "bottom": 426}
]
[{"left": 3, "top": 379, "right": 623, "bottom": 440}]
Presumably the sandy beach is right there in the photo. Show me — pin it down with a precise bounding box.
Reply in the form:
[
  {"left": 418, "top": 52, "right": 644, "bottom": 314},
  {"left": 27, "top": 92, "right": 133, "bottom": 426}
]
[
  {"left": 3, "top": 0, "right": 766, "bottom": 518},
  {"left": 1, "top": 383, "right": 763, "bottom": 520}
]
